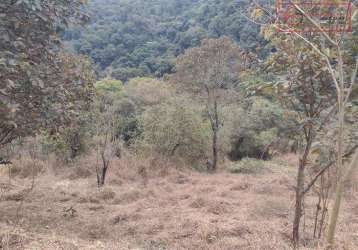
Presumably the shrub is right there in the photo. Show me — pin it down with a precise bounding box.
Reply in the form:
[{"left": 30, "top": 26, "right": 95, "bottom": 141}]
[
  {"left": 39, "top": 125, "right": 89, "bottom": 161},
  {"left": 224, "top": 97, "right": 297, "bottom": 160},
  {"left": 228, "top": 158, "right": 266, "bottom": 174},
  {"left": 11, "top": 157, "right": 46, "bottom": 178},
  {"left": 94, "top": 79, "right": 123, "bottom": 95},
  {"left": 137, "top": 98, "right": 210, "bottom": 163},
  {"left": 125, "top": 77, "right": 172, "bottom": 109}
]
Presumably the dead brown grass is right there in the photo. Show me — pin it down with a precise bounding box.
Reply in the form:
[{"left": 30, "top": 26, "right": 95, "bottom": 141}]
[
  {"left": 0, "top": 153, "right": 357, "bottom": 249},
  {"left": 10, "top": 156, "right": 46, "bottom": 179}
]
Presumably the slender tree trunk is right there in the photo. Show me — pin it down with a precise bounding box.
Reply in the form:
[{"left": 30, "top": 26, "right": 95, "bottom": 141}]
[
  {"left": 211, "top": 99, "right": 219, "bottom": 171},
  {"left": 100, "top": 150, "right": 109, "bottom": 186},
  {"left": 327, "top": 54, "right": 345, "bottom": 247},
  {"left": 293, "top": 129, "right": 313, "bottom": 247},
  {"left": 313, "top": 193, "right": 322, "bottom": 238},
  {"left": 96, "top": 133, "right": 110, "bottom": 188},
  {"left": 212, "top": 128, "right": 218, "bottom": 171},
  {"left": 327, "top": 151, "right": 358, "bottom": 247}
]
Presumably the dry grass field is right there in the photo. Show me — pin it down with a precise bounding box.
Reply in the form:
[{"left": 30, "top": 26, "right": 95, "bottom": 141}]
[{"left": 0, "top": 154, "right": 357, "bottom": 250}]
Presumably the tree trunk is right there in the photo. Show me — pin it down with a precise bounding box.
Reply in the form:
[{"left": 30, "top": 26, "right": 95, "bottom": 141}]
[
  {"left": 99, "top": 150, "right": 110, "bottom": 186},
  {"left": 211, "top": 99, "right": 219, "bottom": 171},
  {"left": 293, "top": 158, "right": 305, "bottom": 247},
  {"left": 293, "top": 130, "right": 313, "bottom": 247},
  {"left": 212, "top": 128, "right": 218, "bottom": 171},
  {"left": 327, "top": 151, "right": 358, "bottom": 247},
  {"left": 327, "top": 60, "right": 345, "bottom": 247}
]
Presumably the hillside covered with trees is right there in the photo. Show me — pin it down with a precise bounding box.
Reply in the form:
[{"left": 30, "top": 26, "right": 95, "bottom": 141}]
[{"left": 64, "top": 0, "right": 264, "bottom": 81}]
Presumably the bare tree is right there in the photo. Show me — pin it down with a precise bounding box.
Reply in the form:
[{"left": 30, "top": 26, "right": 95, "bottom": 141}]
[{"left": 94, "top": 95, "right": 122, "bottom": 188}]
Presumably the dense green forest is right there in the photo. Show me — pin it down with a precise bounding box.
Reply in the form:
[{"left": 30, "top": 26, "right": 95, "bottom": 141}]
[{"left": 64, "top": 0, "right": 264, "bottom": 81}]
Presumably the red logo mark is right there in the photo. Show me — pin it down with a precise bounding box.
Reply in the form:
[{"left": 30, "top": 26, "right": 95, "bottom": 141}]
[{"left": 276, "top": 0, "right": 353, "bottom": 33}]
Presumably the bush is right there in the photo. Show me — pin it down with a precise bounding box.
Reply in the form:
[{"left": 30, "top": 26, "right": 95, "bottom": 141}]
[
  {"left": 11, "top": 157, "right": 46, "bottom": 178},
  {"left": 228, "top": 158, "right": 266, "bottom": 174},
  {"left": 94, "top": 79, "right": 123, "bottom": 95},
  {"left": 137, "top": 99, "right": 210, "bottom": 163},
  {"left": 223, "top": 97, "right": 297, "bottom": 160},
  {"left": 125, "top": 77, "right": 172, "bottom": 109},
  {"left": 39, "top": 125, "right": 89, "bottom": 161}
]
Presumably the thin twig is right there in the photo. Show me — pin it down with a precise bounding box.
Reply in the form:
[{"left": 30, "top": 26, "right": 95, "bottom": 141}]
[{"left": 303, "top": 145, "right": 358, "bottom": 195}]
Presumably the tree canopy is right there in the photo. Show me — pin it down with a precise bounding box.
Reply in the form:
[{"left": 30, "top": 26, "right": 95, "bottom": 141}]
[
  {"left": 0, "top": 0, "right": 94, "bottom": 148},
  {"left": 63, "top": 0, "right": 264, "bottom": 80}
]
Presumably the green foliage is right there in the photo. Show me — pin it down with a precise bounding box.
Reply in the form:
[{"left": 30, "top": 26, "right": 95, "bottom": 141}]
[
  {"left": 125, "top": 77, "right": 172, "bottom": 109},
  {"left": 111, "top": 67, "right": 147, "bottom": 82},
  {"left": 94, "top": 79, "right": 124, "bottom": 96},
  {"left": 137, "top": 99, "right": 210, "bottom": 162},
  {"left": 64, "top": 0, "right": 264, "bottom": 79},
  {"left": 92, "top": 77, "right": 173, "bottom": 146},
  {"left": 224, "top": 97, "right": 297, "bottom": 160},
  {"left": 0, "top": 0, "right": 93, "bottom": 148},
  {"left": 260, "top": 25, "right": 337, "bottom": 127},
  {"left": 174, "top": 37, "right": 243, "bottom": 92},
  {"left": 39, "top": 108, "right": 94, "bottom": 161},
  {"left": 39, "top": 126, "right": 88, "bottom": 161},
  {"left": 228, "top": 158, "right": 266, "bottom": 174}
]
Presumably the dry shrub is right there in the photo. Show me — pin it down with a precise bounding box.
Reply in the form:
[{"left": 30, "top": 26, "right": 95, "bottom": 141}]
[
  {"left": 82, "top": 221, "right": 108, "bottom": 240},
  {"left": 112, "top": 150, "right": 182, "bottom": 182},
  {"left": 220, "top": 224, "right": 252, "bottom": 238},
  {"left": 2, "top": 189, "right": 28, "bottom": 202},
  {"left": 172, "top": 174, "right": 191, "bottom": 184},
  {"left": 189, "top": 197, "right": 231, "bottom": 215},
  {"left": 254, "top": 183, "right": 283, "bottom": 195},
  {"left": 65, "top": 153, "right": 96, "bottom": 179},
  {"left": 228, "top": 158, "right": 267, "bottom": 175},
  {"left": 67, "top": 166, "right": 92, "bottom": 180},
  {"left": 273, "top": 153, "right": 299, "bottom": 168},
  {"left": 230, "top": 182, "right": 251, "bottom": 191},
  {"left": 10, "top": 157, "right": 46, "bottom": 178},
  {"left": 345, "top": 170, "right": 358, "bottom": 199},
  {"left": 78, "top": 190, "right": 104, "bottom": 204},
  {"left": 141, "top": 239, "right": 168, "bottom": 250},
  {"left": 94, "top": 188, "right": 116, "bottom": 201},
  {"left": 113, "top": 190, "right": 141, "bottom": 205},
  {"left": 253, "top": 198, "right": 289, "bottom": 218},
  {"left": 206, "top": 200, "right": 231, "bottom": 215},
  {"left": 89, "top": 197, "right": 100, "bottom": 204},
  {"left": 88, "top": 205, "right": 105, "bottom": 211},
  {"left": 197, "top": 224, "right": 220, "bottom": 244},
  {"left": 111, "top": 213, "right": 130, "bottom": 225},
  {"left": 0, "top": 229, "right": 26, "bottom": 250},
  {"left": 190, "top": 197, "right": 208, "bottom": 209},
  {"left": 245, "top": 232, "right": 293, "bottom": 250}
]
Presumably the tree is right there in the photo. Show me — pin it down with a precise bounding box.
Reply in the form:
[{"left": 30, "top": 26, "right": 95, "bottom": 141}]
[
  {"left": 93, "top": 79, "right": 125, "bottom": 187},
  {"left": 125, "top": 77, "right": 172, "bottom": 110},
  {"left": 264, "top": 33, "right": 337, "bottom": 247},
  {"left": 225, "top": 96, "right": 298, "bottom": 160},
  {"left": 250, "top": 1, "right": 358, "bottom": 247},
  {"left": 39, "top": 53, "right": 95, "bottom": 161},
  {"left": 0, "top": 0, "right": 91, "bottom": 149},
  {"left": 173, "top": 37, "right": 246, "bottom": 171},
  {"left": 138, "top": 98, "right": 210, "bottom": 163},
  {"left": 277, "top": 5, "right": 358, "bottom": 247}
]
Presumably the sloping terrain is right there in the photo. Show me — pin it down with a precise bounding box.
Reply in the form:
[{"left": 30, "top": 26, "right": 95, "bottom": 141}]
[{"left": 0, "top": 156, "right": 357, "bottom": 250}]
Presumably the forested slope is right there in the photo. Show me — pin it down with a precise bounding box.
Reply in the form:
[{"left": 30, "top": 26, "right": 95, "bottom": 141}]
[{"left": 64, "top": 0, "right": 264, "bottom": 81}]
